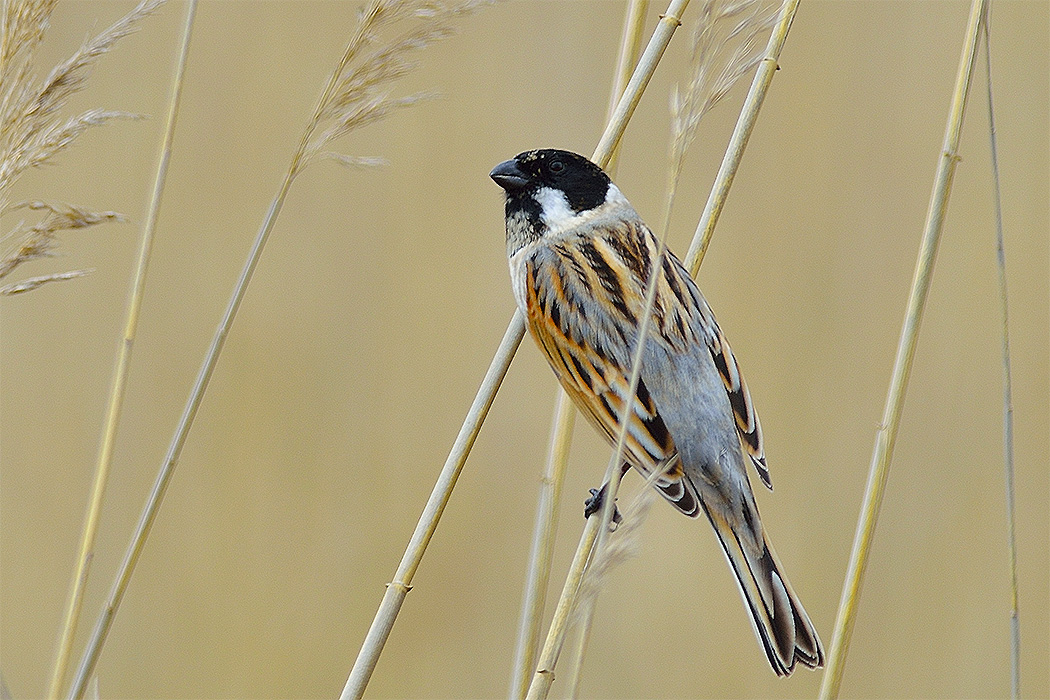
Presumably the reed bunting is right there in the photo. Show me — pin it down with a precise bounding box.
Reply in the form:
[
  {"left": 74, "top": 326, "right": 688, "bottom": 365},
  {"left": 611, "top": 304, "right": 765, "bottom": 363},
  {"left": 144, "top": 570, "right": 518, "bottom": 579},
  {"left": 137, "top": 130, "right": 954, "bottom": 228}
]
[{"left": 490, "top": 149, "right": 824, "bottom": 676}]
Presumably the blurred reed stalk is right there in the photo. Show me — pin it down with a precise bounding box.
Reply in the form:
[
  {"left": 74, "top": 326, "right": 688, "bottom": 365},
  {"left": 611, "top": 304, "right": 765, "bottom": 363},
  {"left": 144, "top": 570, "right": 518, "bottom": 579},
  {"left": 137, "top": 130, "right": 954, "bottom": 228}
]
[
  {"left": 343, "top": 2, "right": 695, "bottom": 698},
  {"left": 0, "top": 0, "right": 164, "bottom": 295},
  {"left": 64, "top": 2, "right": 482, "bottom": 697},
  {"left": 46, "top": 2, "right": 195, "bottom": 696},
  {"left": 525, "top": 2, "right": 795, "bottom": 696},
  {"left": 818, "top": 0, "right": 989, "bottom": 696},
  {"left": 981, "top": 8, "right": 1020, "bottom": 696},
  {"left": 510, "top": 389, "right": 577, "bottom": 700},
  {"left": 565, "top": 475, "right": 660, "bottom": 698},
  {"left": 509, "top": 2, "right": 649, "bottom": 697}
]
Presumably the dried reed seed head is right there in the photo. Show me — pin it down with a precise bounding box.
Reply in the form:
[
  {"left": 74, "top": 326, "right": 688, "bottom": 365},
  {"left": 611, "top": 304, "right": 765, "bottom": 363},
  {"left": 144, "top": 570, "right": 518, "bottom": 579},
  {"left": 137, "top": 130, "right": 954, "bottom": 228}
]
[
  {"left": 670, "top": 0, "right": 779, "bottom": 163},
  {"left": 0, "top": 268, "right": 91, "bottom": 295},
  {"left": 0, "top": 0, "right": 161, "bottom": 292},
  {"left": 1, "top": 0, "right": 162, "bottom": 184},
  {"left": 572, "top": 486, "right": 660, "bottom": 621},
  {"left": 299, "top": 0, "right": 487, "bottom": 172}
]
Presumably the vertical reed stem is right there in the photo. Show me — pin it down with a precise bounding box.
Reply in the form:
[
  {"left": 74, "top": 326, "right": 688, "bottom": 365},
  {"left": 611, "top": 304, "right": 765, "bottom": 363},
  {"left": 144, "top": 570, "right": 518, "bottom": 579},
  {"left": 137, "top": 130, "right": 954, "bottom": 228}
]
[
  {"left": 510, "top": 390, "right": 575, "bottom": 700},
  {"left": 818, "top": 2, "right": 988, "bottom": 696},
  {"left": 48, "top": 2, "right": 198, "bottom": 697},
  {"left": 981, "top": 8, "right": 1020, "bottom": 696},
  {"left": 524, "top": 516, "right": 602, "bottom": 700}
]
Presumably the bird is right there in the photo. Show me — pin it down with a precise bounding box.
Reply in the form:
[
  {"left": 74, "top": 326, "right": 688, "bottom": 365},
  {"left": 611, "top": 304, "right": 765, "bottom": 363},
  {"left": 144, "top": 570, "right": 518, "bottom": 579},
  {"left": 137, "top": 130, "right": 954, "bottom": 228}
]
[{"left": 489, "top": 148, "right": 824, "bottom": 676}]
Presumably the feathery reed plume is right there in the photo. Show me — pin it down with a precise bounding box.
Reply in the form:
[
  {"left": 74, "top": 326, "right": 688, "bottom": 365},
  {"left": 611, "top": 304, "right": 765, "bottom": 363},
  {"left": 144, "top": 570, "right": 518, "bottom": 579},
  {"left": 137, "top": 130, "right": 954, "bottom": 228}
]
[
  {"left": 668, "top": 0, "right": 777, "bottom": 211},
  {"left": 297, "top": 0, "right": 487, "bottom": 177},
  {"left": 0, "top": 200, "right": 121, "bottom": 294},
  {"left": 0, "top": 0, "right": 164, "bottom": 294}
]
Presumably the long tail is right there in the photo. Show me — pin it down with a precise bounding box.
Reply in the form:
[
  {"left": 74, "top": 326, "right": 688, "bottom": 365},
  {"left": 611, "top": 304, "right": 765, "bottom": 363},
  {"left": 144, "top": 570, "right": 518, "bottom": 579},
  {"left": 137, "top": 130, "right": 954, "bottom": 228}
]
[{"left": 701, "top": 501, "right": 824, "bottom": 676}]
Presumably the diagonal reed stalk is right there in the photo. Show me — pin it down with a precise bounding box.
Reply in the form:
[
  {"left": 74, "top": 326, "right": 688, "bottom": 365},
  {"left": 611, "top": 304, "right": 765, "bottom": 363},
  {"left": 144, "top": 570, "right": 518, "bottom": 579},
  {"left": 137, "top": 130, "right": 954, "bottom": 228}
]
[
  {"left": 46, "top": 2, "right": 197, "bottom": 696},
  {"left": 510, "top": 388, "right": 577, "bottom": 700},
  {"left": 559, "top": 7, "right": 654, "bottom": 694},
  {"left": 341, "top": 3, "right": 694, "bottom": 698},
  {"left": 981, "top": 8, "right": 1020, "bottom": 697},
  {"left": 525, "top": 2, "right": 797, "bottom": 696},
  {"left": 65, "top": 3, "right": 479, "bottom": 696},
  {"left": 510, "top": 3, "right": 649, "bottom": 698},
  {"left": 818, "top": 0, "right": 989, "bottom": 696}
]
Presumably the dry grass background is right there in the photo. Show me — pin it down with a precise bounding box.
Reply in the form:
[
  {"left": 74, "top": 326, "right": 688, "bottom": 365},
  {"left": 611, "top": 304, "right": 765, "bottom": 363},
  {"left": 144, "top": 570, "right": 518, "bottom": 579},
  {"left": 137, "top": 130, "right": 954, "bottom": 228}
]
[{"left": 1, "top": 1, "right": 1047, "bottom": 698}]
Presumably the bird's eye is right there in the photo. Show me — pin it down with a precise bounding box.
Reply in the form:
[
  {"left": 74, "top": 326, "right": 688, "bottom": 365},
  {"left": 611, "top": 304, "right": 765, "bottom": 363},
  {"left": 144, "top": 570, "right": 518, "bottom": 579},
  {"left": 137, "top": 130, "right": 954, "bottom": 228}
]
[{"left": 549, "top": 160, "right": 565, "bottom": 174}]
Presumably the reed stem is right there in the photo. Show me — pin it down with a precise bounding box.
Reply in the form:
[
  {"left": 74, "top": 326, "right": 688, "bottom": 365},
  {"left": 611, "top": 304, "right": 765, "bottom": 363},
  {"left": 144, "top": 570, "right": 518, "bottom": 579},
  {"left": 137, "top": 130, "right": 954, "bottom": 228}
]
[
  {"left": 510, "top": 390, "right": 575, "bottom": 700},
  {"left": 340, "top": 314, "right": 526, "bottom": 699},
  {"left": 818, "top": 1, "right": 988, "bottom": 696},
  {"left": 981, "top": 8, "right": 1020, "bottom": 696},
  {"left": 511, "top": 3, "right": 650, "bottom": 696},
  {"left": 524, "top": 515, "right": 602, "bottom": 700},
  {"left": 49, "top": 2, "right": 197, "bottom": 696}
]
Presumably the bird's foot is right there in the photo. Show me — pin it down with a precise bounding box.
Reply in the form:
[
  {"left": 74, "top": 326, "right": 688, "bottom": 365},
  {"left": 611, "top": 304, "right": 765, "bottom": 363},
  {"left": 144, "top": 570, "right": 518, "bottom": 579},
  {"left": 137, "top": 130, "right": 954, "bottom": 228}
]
[{"left": 584, "top": 486, "right": 623, "bottom": 527}]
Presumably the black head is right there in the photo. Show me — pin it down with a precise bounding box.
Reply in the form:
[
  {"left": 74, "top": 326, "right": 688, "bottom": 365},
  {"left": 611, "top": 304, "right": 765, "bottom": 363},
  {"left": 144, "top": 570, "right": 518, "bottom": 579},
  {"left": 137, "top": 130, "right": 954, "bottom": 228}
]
[
  {"left": 490, "top": 149, "right": 612, "bottom": 215},
  {"left": 490, "top": 150, "right": 614, "bottom": 253}
]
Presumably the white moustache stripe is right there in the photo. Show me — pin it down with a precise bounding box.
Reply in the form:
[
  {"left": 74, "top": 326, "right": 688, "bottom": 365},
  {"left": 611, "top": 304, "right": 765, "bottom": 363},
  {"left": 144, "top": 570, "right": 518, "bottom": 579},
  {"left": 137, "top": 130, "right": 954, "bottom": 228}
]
[
  {"left": 535, "top": 183, "right": 627, "bottom": 234},
  {"left": 535, "top": 187, "right": 576, "bottom": 230}
]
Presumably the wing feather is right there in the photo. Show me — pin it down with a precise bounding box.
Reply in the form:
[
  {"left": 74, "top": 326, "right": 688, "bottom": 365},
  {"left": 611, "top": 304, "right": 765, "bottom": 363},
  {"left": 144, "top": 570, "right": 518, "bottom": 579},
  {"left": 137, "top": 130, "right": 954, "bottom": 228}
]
[
  {"left": 696, "top": 304, "right": 772, "bottom": 490},
  {"left": 518, "top": 226, "right": 699, "bottom": 516}
]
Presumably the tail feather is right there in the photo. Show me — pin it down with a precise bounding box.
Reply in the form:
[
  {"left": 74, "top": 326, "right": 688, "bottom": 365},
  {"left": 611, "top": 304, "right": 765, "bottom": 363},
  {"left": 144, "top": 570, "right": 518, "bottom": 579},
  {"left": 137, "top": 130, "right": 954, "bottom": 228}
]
[{"left": 701, "top": 502, "right": 824, "bottom": 676}]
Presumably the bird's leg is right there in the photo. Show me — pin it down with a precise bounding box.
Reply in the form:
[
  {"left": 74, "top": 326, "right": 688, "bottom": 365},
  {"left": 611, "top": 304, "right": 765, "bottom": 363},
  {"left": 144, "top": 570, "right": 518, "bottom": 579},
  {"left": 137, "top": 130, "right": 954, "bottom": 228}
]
[{"left": 583, "top": 463, "right": 630, "bottom": 525}]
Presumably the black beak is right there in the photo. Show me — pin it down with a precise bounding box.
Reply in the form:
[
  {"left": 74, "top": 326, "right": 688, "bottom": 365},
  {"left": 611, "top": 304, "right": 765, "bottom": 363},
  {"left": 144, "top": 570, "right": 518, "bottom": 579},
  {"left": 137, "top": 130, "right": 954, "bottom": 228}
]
[{"left": 490, "top": 159, "right": 529, "bottom": 192}]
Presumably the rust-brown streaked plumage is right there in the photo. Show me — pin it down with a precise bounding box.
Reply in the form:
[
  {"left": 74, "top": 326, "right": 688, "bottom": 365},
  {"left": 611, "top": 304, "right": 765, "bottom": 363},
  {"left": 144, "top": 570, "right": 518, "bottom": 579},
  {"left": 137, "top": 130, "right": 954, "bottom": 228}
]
[{"left": 492, "top": 149, "right": 823, "bottom": 676}]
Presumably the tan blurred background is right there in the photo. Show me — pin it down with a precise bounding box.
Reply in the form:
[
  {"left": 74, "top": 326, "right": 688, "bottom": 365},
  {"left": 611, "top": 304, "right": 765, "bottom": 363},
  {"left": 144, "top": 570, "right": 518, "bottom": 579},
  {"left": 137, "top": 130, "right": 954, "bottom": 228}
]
[{"left": 1, "top": 1, "right": 1047, "bottom": 698}]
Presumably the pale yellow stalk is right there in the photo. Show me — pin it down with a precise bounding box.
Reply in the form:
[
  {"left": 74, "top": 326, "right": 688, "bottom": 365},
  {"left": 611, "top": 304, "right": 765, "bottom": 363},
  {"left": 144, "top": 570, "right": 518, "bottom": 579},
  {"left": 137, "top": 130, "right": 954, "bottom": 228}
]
[
  {"left": 819, "top": 1, "right": 989, "bottom": 696},
  {"left": 45, "top": 3, "right": 197, "bottom": 696},
  {"left": 510, "top": 389, "right": 576, "bottom": 700},
  {"left": 522, "top": 5, "right": 699, "bottom": 698}
]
